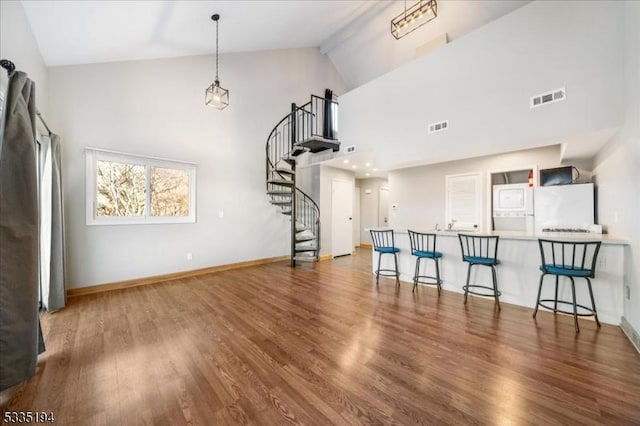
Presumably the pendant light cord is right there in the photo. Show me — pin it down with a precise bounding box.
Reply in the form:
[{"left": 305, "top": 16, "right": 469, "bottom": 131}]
[{"left": 215, "top": 18, "right": 220, "bottom": 82}]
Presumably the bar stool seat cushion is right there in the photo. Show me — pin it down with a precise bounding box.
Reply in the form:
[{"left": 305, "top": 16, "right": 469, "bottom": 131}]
[
  {"left": 412, "top": 249, "right": 442, "bottom": 259},
  {"left": 375, "top": 246, "right": 399, "bottom": 254},
  {"left": 463, "top": 255, "right": 500, "bottom": 265},
  {"left": 540, "top": 265, "right": 592, "bottom": 277}
]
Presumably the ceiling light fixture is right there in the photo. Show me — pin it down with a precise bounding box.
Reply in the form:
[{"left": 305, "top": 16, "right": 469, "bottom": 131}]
[
  {"left": 391, "top": 0, "right": 438, "bottom": 40},
  {"left": 365, "top": 162, "right": 371, "bottom": 167},
  {"left": 352, "top": 165, "right": 357, "bottom": 169},
  {"left": 343, "top": 159, "right": 349, "bottom": 164},
  {"left": 205, "top": 14, "right": 229, "bottom": 109}
]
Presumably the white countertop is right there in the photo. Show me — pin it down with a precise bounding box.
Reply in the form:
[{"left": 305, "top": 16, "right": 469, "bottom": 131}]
[{"left": 367, "top": 228, "right": 629, "bottom": 245}]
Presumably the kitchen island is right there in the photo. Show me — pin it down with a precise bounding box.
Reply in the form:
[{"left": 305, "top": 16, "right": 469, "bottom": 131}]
[{"left": 370, "top": 229, "right": 628, "bottom": 325}]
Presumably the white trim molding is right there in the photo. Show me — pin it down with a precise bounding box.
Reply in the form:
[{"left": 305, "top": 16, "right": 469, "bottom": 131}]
[
  {"left": 621, "top": 316, "right": 640, "bottom": 354},
  {"left": 85, "top": 148, "right": 197, "bottom": 226}
]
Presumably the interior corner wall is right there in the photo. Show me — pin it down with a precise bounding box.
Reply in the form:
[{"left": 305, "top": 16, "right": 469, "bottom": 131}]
[
  {"left": 0, "top": 0, "right": 48, "bottom": 115},
  {"left": 48, "top": 47, "right": 346, "bottom": 288},
  {"left": 357, "top": 178, "right": 388, "bottom": 245},
  {"left": 339, "top": 1, "right": 624, "bottom": 171},
  {"left": 388, "top": 145, "right": 561, "bottom": 230},
  {"left": 593, "top": 1, "right": 640, "bottom": 334}
]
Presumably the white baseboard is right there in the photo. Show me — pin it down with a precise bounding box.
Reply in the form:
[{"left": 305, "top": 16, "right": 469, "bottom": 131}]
[{"left": 621, "top": 316, "right": 640, "bottom": 354}]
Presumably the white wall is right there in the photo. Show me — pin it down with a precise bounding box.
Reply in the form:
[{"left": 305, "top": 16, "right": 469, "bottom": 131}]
[
  {"left": 388, "top": 145, "right": 561, "bottom": 230},
  {"left": 48, "top": 47, "right": 345, "bottom": 288},
  {"left": 325, "top": 1, "right": 528, "bottom": 90},
  {"left": 593, "top": 1, "right": 640, "bottom": 335},
  {"left": 339, "top": 1, "right": 624, "bottom": 171},
  {"left": 357, "top": 178, "right": 388, "bottom": 245},
  {"left": 0, "top": 0, "right": 48, "bottom": 114}
]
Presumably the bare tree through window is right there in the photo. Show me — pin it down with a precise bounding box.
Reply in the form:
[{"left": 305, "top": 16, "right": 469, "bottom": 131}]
[
  {"left": 151, "top": 167, "right": 189, "bottom": 217},
  {"left": 96, "top": 161, "right": 145, "bottom": 216}
]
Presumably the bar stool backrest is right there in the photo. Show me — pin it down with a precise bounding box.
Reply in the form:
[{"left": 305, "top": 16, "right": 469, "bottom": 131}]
[
  {"left": 458, "top": 234, "right": 499, "bottom": 261},
  {"left": 408, "top": 230, "right": 437, "bottom": 253},
  {"left": 538, "top": 239, "right": 601, "bottom": 277},
  {"left": 370, "top": 229, "right": 395, "bottom": 249}
]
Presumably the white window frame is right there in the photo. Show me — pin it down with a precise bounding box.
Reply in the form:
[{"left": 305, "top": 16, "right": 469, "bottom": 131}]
[{"left": 86, "top": 148, "right": 196, "bottom": 226}]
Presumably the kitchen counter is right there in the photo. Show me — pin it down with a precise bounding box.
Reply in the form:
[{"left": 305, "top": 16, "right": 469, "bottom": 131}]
[
  {"left": 387, "top": 229, "right": 629, "bottom": 245},
  {"left": 367, "top": 228, "right": 628, "bottom": 325}
]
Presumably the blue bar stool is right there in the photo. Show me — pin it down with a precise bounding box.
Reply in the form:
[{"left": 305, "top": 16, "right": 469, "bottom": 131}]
[
  {"left": 458, "top": 234, "right": 501, "bottom": 308},
  {"left": 370, "top": 229, "right": 400, "bottom": 286},
  {"left": 408, "top": 230, "right": 442, "bottom": 293},
  {"left": 533, "top": 239, "right": 602, "bottom": 333}
]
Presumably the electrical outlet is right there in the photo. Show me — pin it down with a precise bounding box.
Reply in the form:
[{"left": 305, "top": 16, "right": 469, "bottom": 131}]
[
  {"left": 625, "top": 285, "right": 631, "bottom": 300},
  {"left": 186, "top": 253, "right": 193, "bottom": 261}
]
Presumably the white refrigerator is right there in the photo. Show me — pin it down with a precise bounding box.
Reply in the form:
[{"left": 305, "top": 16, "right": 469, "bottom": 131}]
[{"left": 534, "top": 183, "right": 595, "bottom": 231}]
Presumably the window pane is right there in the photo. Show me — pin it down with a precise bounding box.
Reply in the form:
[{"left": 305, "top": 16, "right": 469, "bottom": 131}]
[
  {"left": 96, "top": 160, "right": 146, "bottom": 217},
  {"left": 150, "top": 167, "right": 190, "bottom": 217}
]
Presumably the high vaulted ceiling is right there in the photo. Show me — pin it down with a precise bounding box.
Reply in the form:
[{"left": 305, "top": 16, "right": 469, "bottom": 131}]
[
  {"left": 21, "top": 0, "right": 530, "bottom": 89},
  {"left": 21, "top": 0, "right": 374, "bottom": 66}
]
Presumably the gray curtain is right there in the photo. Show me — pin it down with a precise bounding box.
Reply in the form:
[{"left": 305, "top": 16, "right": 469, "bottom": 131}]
[
  {"left": 0, "top": 71, "right": 45, "bottom": 392},
  {"left": 47, "top": 133, "right": 66, "bottom": 311}
]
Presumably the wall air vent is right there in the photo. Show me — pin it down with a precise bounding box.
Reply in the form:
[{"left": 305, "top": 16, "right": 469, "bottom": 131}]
[
  {"left": 428, "top": 120, "right": 448, "bottom": 134},
  {"left": 345, "top": 145, "right": 356, "bottom": 153},
  {"left": 530, "top": 87, "right": 566, "bottom": 109}
]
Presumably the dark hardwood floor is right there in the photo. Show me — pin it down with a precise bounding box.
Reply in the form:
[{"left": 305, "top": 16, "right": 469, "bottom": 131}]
[{"left": 2, "top": 248, "right": 639, "bottom": 425}]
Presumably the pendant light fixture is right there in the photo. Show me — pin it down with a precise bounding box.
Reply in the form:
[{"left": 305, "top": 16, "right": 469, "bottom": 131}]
[
  {"left": 391, "top": 0, "right": 438, "bottom": 40},
  {"left": 205, "top": 14, "right": 229, "bottom": 109}
]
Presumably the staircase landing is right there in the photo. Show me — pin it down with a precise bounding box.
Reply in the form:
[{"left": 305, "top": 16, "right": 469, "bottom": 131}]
[{"left": 296, "top": 136, "right": 340, "bottom": 154}]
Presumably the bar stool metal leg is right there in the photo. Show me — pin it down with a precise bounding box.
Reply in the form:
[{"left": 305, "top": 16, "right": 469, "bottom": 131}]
[
  {"left": 554, "top": 275, "right": 559, "bottom": 312},
  {"left": 491, "top": 265, "right": 501, "bottom": 310},
  {"left": 570, "top": 276, "right": 579, "bottom": 333},
  {"left": 393, "top": 253, "right": 400, "bottom": 285},
  {"left": 412, "top": 257, "right": 420, "bottom": 292},
  {"left": 435, "top": 258, "right": 441, "bottom": 294},
  {"left": 464, "top": 264, "right": 472, "bottom": 304},
  {"left": 533, "top": 273, "right": 544, "bottom": 318},
  {"left": 376, "top": 252, "right": 382, "bottom": 286},
  {"left": 586, "top": 277, "right": 601, "bottom": 328}
]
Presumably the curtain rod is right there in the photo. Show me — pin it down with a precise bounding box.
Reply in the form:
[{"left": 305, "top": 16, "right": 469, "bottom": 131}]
[
  {"left": 36, "top": 111, "right": 52, "bottom": 135},
  {"left": 1, "top": 58, "right": 52, "bottom": 136}
]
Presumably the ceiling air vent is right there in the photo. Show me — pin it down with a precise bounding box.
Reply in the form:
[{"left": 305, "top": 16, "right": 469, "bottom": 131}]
[
  {"left": 530, "top": 87, "right": 566, "bottom": 109},
  {"left": 428, "top": 120, "right": 448, "bottom": 134}
]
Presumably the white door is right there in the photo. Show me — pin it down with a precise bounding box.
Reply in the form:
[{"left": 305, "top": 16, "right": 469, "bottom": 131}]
[
  {"left": 353, "top": 187, "right": 361, "bottom": 248},
  {"left": 378, "top": 187, "right": 389, "bottom": 227},
  {"left": 332, "top": 179, "right": 353, "bottom": 257},
  {"left": 445, "top": 172, "right": 482, "bottom": 230}
]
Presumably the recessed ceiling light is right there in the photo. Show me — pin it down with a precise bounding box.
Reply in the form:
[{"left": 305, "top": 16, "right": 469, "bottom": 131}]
[
  {"left": 365, "top": 162, "right": 371, "bottom": 167},
  {"left": 373, "top": 168, "right": 378, "bottom": 172},
  {"left": 343, "top": 159, "right": 349, "bottom": 164},
  {"left": 352, "top": 165, "right": 357, "bottom": 169},
  {"left": 366, "top": 173, "right": 371, "bottom": 177}
]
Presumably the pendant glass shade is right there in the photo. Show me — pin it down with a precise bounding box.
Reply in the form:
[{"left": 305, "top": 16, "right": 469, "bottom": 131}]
[{"left": 205, "top": 80, "right": 229, "bottom": 110}]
